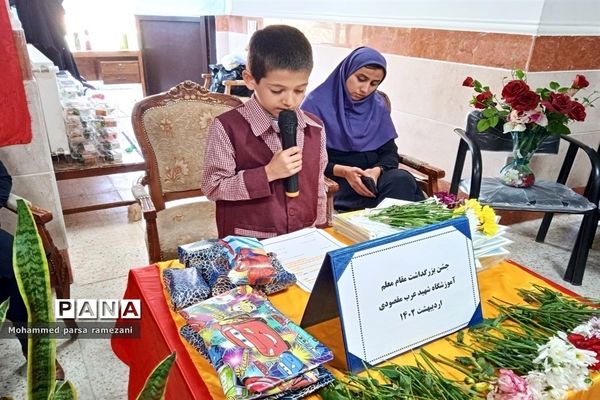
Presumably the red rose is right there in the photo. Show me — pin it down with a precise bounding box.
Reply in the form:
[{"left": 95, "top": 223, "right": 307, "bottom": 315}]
[
  {"left": 568, "top": 101, "right": 587, "bottom": 121},
  {"left": 502, "top": 80, "right": 530, "bottom": 103},
  {"left": 572, "top": 74, "right": 589, "bottom": 89},
  {"left": 474, "top": 91, "right": 493, "bottom": 109},
  {"left": 510, "top": 90, "right": 540, "bottom": 111},
  {"left": 542, "top": 92, "right": 574, "bottom": 114},
  {"left": 462, "top": 77, "right": 474, "bottom": 87}
]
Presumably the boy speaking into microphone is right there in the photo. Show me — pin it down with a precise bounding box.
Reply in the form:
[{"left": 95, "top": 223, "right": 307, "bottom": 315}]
[{"left": 201, "top": 25, "right": 327, "bottom": 239}]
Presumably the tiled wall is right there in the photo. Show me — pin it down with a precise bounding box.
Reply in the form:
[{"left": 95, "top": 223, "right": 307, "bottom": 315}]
[
  {"left": 216, "top": 15, "right": 600, "bottom": 186},
  {"left": 0, "top": 81, "right": 69, "bottom": 249}
]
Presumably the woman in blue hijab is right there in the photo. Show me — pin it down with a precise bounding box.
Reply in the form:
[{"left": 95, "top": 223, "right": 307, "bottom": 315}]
[{"left": 302, "top": 47, "right": 424, "bottom": 211}]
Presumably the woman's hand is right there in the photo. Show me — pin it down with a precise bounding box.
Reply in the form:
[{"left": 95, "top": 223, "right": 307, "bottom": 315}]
[
  {"left": 334, "top": 165, "right": 375, "bottom": 198},
  {"left": 364, "top": 166, "right": 383, "bottom": 183},
  {"left": 265, "top": 146, "right": 302, "bottom": 182}
]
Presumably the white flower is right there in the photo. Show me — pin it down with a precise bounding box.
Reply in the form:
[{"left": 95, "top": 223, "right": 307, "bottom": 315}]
[
  {"left": 463, "top": 208, "right": 480, "bottom": 235},
  {"left": 527, "top": 107, "right": 548, "bottom": 127},
  {"left": 525, "top": 371, "right": 566, "bottom": 400},
  {"left": 503, "top": 107, "right": 549, "bottom": 133},
  {"left": 534, "top": 333, "right": 596, "bottom": 369},
  {"left": 528, "top": 333, "right": 595, "bottom": 399},
  {"left": 572, "top": 316, "right": 600, "bottom": 339},
  {"left": 503, "top": 120, "right": 527, "bottom": 133}
]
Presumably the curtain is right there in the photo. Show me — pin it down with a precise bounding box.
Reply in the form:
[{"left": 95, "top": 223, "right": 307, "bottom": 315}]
[
  {"left": 0, "top": 2, "right": 32, "bottom": 147},
  {"left": 13, "top": 0, "right": 82, "bottom": 81}
]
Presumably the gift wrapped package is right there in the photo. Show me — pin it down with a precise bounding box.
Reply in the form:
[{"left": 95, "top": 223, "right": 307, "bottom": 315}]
[
  {"left": 179, "top": 286, "right": 333, "bottom": 399},
  {"left": 162, "top": 266, "right": 211, "bottom": 311},
  {"left": 178, "top": 236, "right": 296, "bottom": 295}
]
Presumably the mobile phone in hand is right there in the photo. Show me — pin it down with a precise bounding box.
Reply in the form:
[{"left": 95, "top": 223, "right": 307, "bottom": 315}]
[{"left": 360, "top": 175, "right": 378, "bottom": 196}]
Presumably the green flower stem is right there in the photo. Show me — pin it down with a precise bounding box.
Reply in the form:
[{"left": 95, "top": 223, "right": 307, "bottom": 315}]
[
  {"left": 369, "top": 200, "right": 455, "bottom": 230},
  {"left": 487, "top": 303, "right": 557, "bottom": 336},
  {"left": 513, "top": 130, "right": 549, "bottom": 157},
  {"left": 420, "top": 349, "right": 477, "bottom": 380}
]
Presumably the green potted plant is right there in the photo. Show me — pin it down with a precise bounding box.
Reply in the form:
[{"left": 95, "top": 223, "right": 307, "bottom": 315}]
[{"left": 2, "top": 200, "right": 175, "bottom": 399}]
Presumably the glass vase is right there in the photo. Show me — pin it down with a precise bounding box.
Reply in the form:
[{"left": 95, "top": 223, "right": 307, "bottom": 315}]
[{"left": 499, "top": 130, "right": 548, "bottom": 188}]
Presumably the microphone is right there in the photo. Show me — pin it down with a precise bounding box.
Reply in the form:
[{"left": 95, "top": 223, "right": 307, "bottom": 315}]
[{"left": 278, "top": 109, "right": 299, "bottom": 198}]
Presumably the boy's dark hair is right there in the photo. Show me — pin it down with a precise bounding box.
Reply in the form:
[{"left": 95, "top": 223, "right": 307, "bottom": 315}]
[{"left": 247, "top": 25, "right": 313, "bottom": 83}]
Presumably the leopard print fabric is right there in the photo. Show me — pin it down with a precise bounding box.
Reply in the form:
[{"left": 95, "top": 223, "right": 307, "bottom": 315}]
[
  {"left": 178, "top": 239, "right": 229, "bottom": 269},
  {"left": 209, "top": 274, "right": 237, "bottom": 297},
  {"left": 178, "top": 240, "right": 297, "bottom": 297},
  {"left": 256, "top": 253, "right": 297, "bottom": 295},
  {"left": 180, "top": 324, "right": 210, "bottom": 359},
  {"left": 162, "top": 266, "right": 211, "bottom": 311}
]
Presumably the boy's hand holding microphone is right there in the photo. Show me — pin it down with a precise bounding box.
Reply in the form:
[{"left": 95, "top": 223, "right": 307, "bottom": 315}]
[{"left": 265, "top": 110, "right": 300, "bottom": 197}]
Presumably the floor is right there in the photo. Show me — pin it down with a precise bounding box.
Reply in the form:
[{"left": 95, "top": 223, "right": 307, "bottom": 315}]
[{"left": 1, "top": 83, "right": 600, "bottom": 399}]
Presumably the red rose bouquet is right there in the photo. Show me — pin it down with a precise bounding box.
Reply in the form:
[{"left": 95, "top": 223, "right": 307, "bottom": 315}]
[
  {"left": 462, "top": 71, "right": 597, "bottom": 187},
  {"left": 463, "top": 70, "right": 597, "bottom": 135}
]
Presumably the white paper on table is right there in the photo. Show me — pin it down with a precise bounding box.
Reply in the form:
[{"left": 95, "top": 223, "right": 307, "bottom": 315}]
[
  {"left": 374, "top": 198, "right": 413, "bottom": 209},
  {"left": 474, "top": 237, "right": 513, "bottom": 257},
  {"left": 262, "top": 228, "right": 346, "bottom": 292},
  {"left": 335, "top": 213, "right": 400, "bottom": 240}
]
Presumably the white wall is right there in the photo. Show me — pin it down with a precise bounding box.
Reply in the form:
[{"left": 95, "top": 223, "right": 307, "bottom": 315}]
[
  {"left": 0, "top": 81, "right": 69, "bottom": 249},
  {"left": 227, "top": 0, "right": 600, "bottom": 36},
  {"left": 133, "top": 0, "right": 226, "bottom": 17}
]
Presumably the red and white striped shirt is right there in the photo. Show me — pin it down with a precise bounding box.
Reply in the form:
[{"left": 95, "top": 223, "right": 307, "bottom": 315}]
[{"left": 201, "top": 95, "right": 328, "bottom": 227}]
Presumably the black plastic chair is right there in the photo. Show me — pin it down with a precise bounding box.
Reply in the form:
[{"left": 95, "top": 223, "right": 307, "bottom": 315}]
[{"left": 450, "top": 111, "right": 600, "bottom": 285}]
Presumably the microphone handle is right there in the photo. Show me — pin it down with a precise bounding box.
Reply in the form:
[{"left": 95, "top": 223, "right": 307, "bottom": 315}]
[
  {"left": 286, "top": 174, "right": 299, "bottom": 197},
  {"left": 281, "top": 127, "right": 299, "bottom": 197}
]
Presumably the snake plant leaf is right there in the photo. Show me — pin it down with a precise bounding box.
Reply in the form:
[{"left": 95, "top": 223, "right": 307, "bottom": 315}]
[
  {"left": 13, "top": 199, "right": 56, "bottom": 400},
  {"left": 136, "top": 352, "right": 176, "bottom": 400},
  {"left": 51, "top": 381, "right": 77, "bottom": 400},
  {"left": 0, "top": 298, "right": 9, "bottom": 323}
]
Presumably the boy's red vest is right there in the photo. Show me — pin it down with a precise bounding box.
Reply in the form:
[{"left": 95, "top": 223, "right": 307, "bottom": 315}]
[{"left": 214, "top": 109, "right": 322, "bottom": 238}]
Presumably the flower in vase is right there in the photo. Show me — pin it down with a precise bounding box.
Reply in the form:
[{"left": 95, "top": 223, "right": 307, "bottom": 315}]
[{"left": 462, "top": 70, "right": 598, "bottom": 135}]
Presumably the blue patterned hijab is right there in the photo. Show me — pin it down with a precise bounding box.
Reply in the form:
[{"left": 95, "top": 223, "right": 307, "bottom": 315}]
[{"left": 302, "top": 47, "right": 397, "bottom": 152}]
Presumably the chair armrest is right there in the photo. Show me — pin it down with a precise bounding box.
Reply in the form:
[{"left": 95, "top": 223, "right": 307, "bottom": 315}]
[
  {"left": 398, "top": 154, "right": 445, "bottom": 179},
  {"left": 323, "top": 177, "right": 339, "bottom": 228},
  {"left": 324, "top": 177, "right": 339, "bottom": 194},
  {"left": 398, "top": 154, "right": 445, "bottom": 196},
  {"left": 6, "top": 193, "right": 52, "bottom": 224},
  {"left": 6, "top": 192, "right": 31, "bottom": 212},
  {"left": 223, "top": 80, "right": 247, "bottom": 95},
  {"left": 201, "top": 73, "right": 212, "bottom": 90},
  {"left": 559, "top": 135, "right": 600, "bottom": 204},
  {"left": 132, "top": 183, "right": 161, "bottom": 262},
  {"left": 132, "top": 184, "right": 157, "bottom": 218}
]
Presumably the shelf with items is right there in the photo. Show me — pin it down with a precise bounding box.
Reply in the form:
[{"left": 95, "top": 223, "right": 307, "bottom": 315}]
[
  {"left": 53, "top": 72, "right": 144, "bottom": 179},
  {"left": 72, "top": 50, "right": 146, "bottom": 94}
]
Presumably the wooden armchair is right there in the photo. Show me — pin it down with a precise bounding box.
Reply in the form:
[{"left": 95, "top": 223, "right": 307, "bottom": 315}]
[
  {"left": 131, "top": 81, "right": 340, "bottom": 263},
  {"left": 131, "top": 81, "right": 243, "bottom": 263}
]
